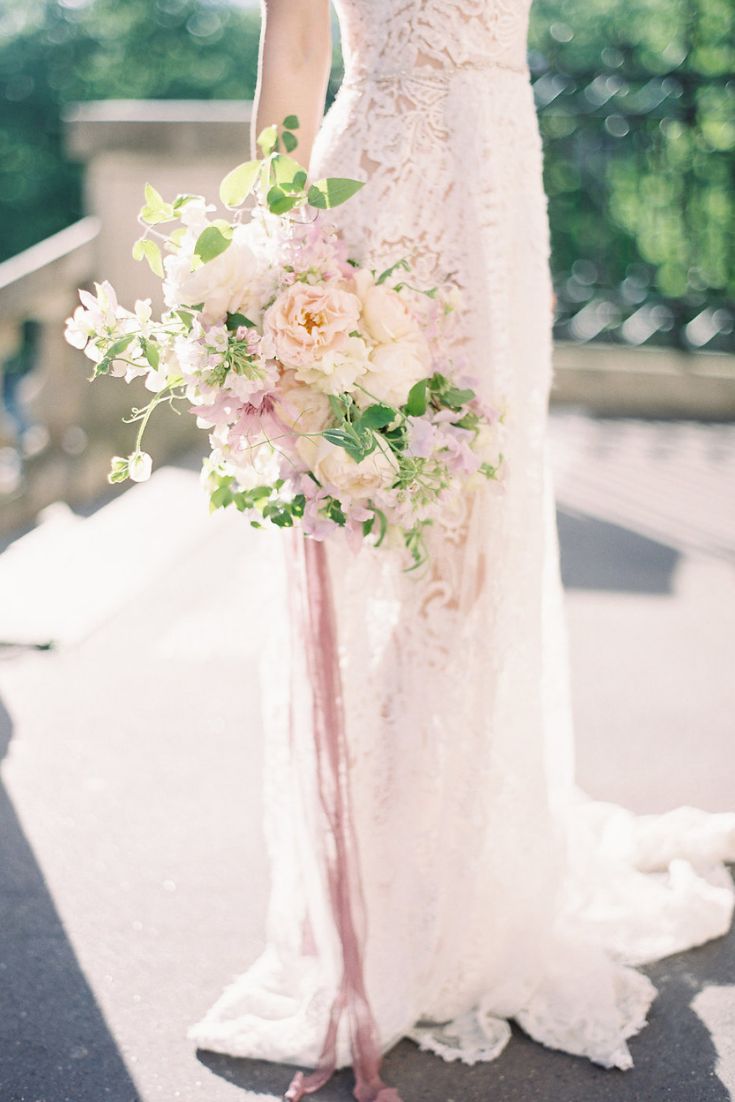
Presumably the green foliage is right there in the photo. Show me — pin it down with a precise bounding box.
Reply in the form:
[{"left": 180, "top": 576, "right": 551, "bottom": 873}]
[
  {"left": 108, "top": 456, "right": 130, "bottom": 483},
  {"left": 307, "top": 178, "right": 365, "bottom": 210},
  {"left": 193, "top": 224, "right": 232, "bottom": 263},
  {"left": 132, "top": 237, "right": 163, "bottom": 277},
  {"left": 139, "top": 183, "right": 175, "bottom": 225},
  {"left": 219, "top": 159, "right": 260, "bottom": 208},
  {"left": 406, "top": 379, "right": 428, "bottom": 416},
  {"left": 528, "top": 0, "right": 734, "bottom": 346}
]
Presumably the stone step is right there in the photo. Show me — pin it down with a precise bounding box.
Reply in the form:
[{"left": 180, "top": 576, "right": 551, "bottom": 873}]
[{"left": 0, "top": 466, "right": 215, "bottom": 648}]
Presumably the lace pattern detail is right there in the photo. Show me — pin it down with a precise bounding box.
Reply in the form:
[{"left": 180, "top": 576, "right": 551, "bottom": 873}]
[{"left": 189, "top": 0, "right": 735, "bottom": 1077}]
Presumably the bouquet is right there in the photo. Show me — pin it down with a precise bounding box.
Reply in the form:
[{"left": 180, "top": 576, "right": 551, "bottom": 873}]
[{"left": 65, "top": 117, "right": 506, "bottom": 568}]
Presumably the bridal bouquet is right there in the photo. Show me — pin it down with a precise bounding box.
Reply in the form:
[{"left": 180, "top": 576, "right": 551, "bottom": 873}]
[{"left": 65, "top": 117, "right": 505, "bottom": 567}]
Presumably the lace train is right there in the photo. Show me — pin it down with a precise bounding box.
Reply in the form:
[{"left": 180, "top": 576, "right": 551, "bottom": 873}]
[{"left": 189, "top": 797, "right": 735, "bottom": 1071}]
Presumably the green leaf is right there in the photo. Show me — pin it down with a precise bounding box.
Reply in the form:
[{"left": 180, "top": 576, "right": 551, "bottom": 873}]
[
  {"left": 307, "top": 177, "right": 365, "bottom": 210},
  {"left": 226, "top": 312, "right": 255, "bottom": 331},
  {"left": 108, "top": 456, "right": 130, "bottom": 484},
  {"left": 327, "top": 393, "right": 354, "bottom": 420},
  {"left": 257, "top": 124, "right": 279, "bottom": 156},
  {"left": 132, "top": 238, "right": 164, "bottom": 278},
  {"left": 266, "top": 186, "right": 299, "bottom": 215},
  {"left": 377, "top": 258, "right": 411, "bottom": 285},
  {"left": 282, "top": 114, "right": 300, "bottom": 130},
  {"left": 219, "top": 160, "right": 260, "bottom": 207},
  {"left": 140, "top": 183, "right": 175, "bottom": 225},
  {"left": 453, "top": 410, "right": 480, "bottom": 431},
  {"left": 173, "top": 308, "right": 195, "bottom": 331},
  {"left": 273, "top": 154, "right": 306, "bottom": 188},
  {"left": 211, "top": 218, "right": 234, "bottom": 235},
  {"left": 372, "top": 508, "right": 388, "bottom": 547},
  {"left": 358, "top": 403, "right": 396, "bottom": 430},
  {"left": 281, "top": 130, "right": 298, "bottom": 153},
  {"left": 263, "top": 503, "right": 294, "bottom": 528},
  {"left": 95, "top": 333, "right": 135, "bottom": 377},
  {"left": 194, "top": 226, "right": 232, "bottom": 264},
  {"left": 108, "top": 334, "right": 135, "bottom": 358},
  {"left": 322, "top": 428, "right": 354, "bottom": 449},
  {"left": 441, "top": 385, "right": 475, "bottom": 408},
  {"left": 406, "top": 379, "right": 428, "bottom": 416},
  {"left": 173, "top": 194, "right": 198, "bottom": 211},
  {"left": 211, "top": 483, "right": 234, "bottom": 509},
  {"left": 326, "top": 499, "right": 347, "bottom": 526},
  {"left": 141, "top": 338, "right": 160, "bottom": 370},
  {"left": 322, "top": 428, "right": 368, "bottom": 463},
  {"left": 249, "top": 485, "right": 272, "bottom": 502}
]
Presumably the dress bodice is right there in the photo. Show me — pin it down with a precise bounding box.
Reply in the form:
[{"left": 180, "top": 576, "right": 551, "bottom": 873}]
[{"left": 333, "top": 0, "right": 533, "bottom": 82}]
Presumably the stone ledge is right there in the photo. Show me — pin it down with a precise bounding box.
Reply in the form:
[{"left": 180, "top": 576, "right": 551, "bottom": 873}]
[
  {"left": 551, "top": 340, "right": 735, "bottom": 419},
  {"left": 0, "top": 218, "right": 100, "bottom": 320},
  {"left": 64, "top": 100, "right": 253, "bottom": 160}
]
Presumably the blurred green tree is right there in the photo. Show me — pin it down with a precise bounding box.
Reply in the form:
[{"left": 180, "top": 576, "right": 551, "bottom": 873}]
[
  {"left": 529, "top": 0, "right": 734, "bottom": 347},
  {"left": 0, "top": 0, "right": 262, "bottom": 262},
  {"left": 0, "top": 0, "right": 732, "bottom": 348}
]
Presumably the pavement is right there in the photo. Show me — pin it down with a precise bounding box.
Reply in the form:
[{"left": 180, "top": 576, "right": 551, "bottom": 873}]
[{"left": 0, "top": 409, "right": 734, "bottom": 1102}]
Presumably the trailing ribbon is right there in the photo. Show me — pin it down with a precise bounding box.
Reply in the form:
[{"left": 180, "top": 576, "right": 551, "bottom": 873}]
[{"left": 284, "top": 535, "right": 402, "bottom": 1102}]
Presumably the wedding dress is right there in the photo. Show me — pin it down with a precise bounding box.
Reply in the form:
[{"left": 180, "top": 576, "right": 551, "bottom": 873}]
[{"left": 189, "top": 0, "right": 735, "bottom": 1087}]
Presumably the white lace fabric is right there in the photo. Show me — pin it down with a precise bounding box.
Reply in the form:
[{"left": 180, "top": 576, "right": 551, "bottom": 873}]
[{"left": 188, "top": 0, "right": 735, "bottom": 1077}]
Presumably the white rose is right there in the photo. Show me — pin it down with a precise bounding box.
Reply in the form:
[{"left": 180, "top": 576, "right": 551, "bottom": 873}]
[
  {"left": 354, "top": 269, "right": 416, "bottom": 343},
  {"left": 164, "top": 225, "right": 271, "bottom": 325},
  {"left": 228, "top": 437, "right": 281, "bottom": 490},
  {"left": 274, "top": 372, "right": 331, "bottom": 435},
  {"left": 294, "top": 336, "right": 369, "bottom": 395},
  {"left": 359, "top": 336, "right": 431, "bottom": 408},
  {"left": 296, "top": 436, "right": 397, "bottom": 502}
]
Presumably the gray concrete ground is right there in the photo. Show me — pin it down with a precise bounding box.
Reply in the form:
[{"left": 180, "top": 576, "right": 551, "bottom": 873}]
[{"left": 0, "top": 411, "right": 734, "bottom": 1102}]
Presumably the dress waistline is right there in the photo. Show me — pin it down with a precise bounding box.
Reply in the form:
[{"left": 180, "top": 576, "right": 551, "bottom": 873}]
[{"left": 341, "top": 58, "right": 530, "bottom": 90}]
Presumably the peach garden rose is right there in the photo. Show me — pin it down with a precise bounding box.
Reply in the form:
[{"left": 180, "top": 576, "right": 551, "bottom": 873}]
[{"left": 264, "top": 281, "right": 361, "bottom": 370}]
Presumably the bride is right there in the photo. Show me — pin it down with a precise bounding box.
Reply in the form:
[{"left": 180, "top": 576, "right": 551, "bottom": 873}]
[{"left": 189, "top": 1, "right": 735, "bottom": 1098}]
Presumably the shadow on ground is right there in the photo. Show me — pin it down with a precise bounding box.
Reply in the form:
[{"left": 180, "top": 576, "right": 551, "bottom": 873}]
[
  {"left": 196, "top": 896, "right": 734, "bottom": 1102},
  {"left": 557, "top": 507, "right": 681, "bottom": 595},
  {"left": 0, "top": 692, "right": 140, "bottom": 1102}
]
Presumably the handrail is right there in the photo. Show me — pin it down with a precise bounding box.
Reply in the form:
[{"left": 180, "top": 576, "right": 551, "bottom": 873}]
[{"left": 0, "top": 217, "right": 100, "bottom": 319}]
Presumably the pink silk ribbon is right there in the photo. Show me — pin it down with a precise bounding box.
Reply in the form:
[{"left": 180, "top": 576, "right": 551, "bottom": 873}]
[{"left": 283, "top": 535, "right": 403, "bottom": 1102}]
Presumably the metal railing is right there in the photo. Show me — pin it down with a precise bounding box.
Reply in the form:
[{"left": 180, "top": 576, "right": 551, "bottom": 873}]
[{"left": 530, "top": 39, "right": 734, "bottom": 353}]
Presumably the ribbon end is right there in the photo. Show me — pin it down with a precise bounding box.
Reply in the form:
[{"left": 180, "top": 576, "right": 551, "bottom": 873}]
[{"left": 283, "top": 1071, "right": 305, "bottom": 1101}]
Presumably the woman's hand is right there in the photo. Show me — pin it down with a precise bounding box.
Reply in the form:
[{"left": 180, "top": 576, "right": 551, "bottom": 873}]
[{"left": 252, "top": 0, "right": 332, "bottom": 169}]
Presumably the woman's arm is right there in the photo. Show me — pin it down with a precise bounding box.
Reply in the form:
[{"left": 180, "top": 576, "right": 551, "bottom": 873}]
[{"left": 251, "top": 0, "right": 332, "bottom": 170}]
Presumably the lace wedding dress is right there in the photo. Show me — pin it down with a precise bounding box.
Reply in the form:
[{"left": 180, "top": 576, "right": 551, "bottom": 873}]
[{"left": 189, "top": 0, "right": 735, "bottom": 1086}]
